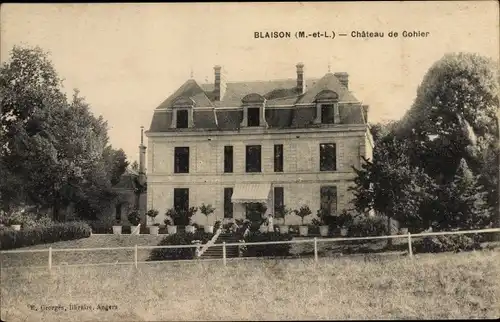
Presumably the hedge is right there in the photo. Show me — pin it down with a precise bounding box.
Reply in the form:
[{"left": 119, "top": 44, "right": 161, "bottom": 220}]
[
  {"left": 243, "top": 231, "right": 293, "bottom": 257},
  {"left": 0, "top": 222, "right": 92, "bottom": 250},
  {"left": 148, "top": 231, "right": 215, "bottom": 261},
  {"left": 414, "top": 234, "right": 483, "bottom": 254}
]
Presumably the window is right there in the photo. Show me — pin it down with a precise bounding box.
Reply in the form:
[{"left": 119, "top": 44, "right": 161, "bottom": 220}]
[
  {"left": 274, "top": 187, "right": 284, "bottom": 218},
  {"left": 174, "top": 147, "right": 189, "bottom": 173},
  {"left": 224, "top": 146, "right": 233, "bottom": 173},
  {"left": 321, "top": 104, "right": 335, "bottom": 124},
  {"left": 274, "top": 144, "right": 283, "bottom": 172},
  {"left": 320, "top": 143, "right": 336, "bottom": 171},
  {"left": 176, "top": 110, "right": 189, "bottom": 128},
  {"left": 224, "top": 188, "right": 233, "bottom": 218},
  {"left": 320, "top": 186, "right": 337, "bottom": 215},
  {"left": 115, "top": 204, "right": 122, "bottom": 221},
  {"left": 245, "top": 145, "right": 261, "bottom": 173},
  {"left": 173, "top": 188, "right": 189, "bottom": 212},
  {"left": 247, "top": 107, "right": 260, "bottom": 127}
]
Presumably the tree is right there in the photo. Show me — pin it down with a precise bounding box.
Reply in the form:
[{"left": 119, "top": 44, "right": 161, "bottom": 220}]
[
  {"left": 351, "top": 135, "right": 436, "bottom": 235},
  {"left": 0, "top": 45, "right": 129, "bottom": 220},
  {"left": 429, "top": 159, "right": 490, "bottom": 231},
  {"left": 400, "top": 52, "right": 498, "bottom": 199},
  {"left": 399, "top": 52, "right": 499, "bottom": 238},
  {"left": 130, "top": 160, "right": 139, "bottom": 171}
]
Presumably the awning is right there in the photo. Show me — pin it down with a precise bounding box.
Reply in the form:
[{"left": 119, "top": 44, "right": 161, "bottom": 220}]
[{"left": 231, "top": 183, "right": 271, "bottom": 203}]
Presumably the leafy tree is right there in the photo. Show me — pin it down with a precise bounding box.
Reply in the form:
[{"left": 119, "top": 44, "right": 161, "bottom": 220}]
[
  {"left": 399, "top": 52, "right": 498, "bottom": 200},
  {"left": 429, "top": 159, "right": 490, "bottom": 231},
  {"left": 351, "top": 135, "right": 435, "bottom": 234},
  {"left": 0, "top": 45, "right": 129, "bottom": 220}
]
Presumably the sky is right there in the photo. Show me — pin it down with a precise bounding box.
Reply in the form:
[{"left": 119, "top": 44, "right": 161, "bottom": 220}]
[{"left": 1, "top": 2, "right": 499, "bottom": 163}]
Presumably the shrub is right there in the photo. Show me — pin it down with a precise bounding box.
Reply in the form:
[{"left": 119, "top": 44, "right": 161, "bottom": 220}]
[
  {"left": 199, "top": 204, "right": 216, "bottom": 226},
  {"left": 348, "top": 215, "right": 387, "bottom": 237},
  {"left": 127, "top": 210, "right": 141, "bottom": 226},
  {"left": 415, "top": 234, "right": 482, "bottom": 254},
  {"left": 146, "top": 209, "right": 159, "bottom": 226},
  {"left": 293, "top": 205, "right": 312, "bottom": 226},
  {"left": 148, "top": 231, "right": 214, "bottom": 261},
  {"left": 165, "top": 207, "right": 198, "bottom": 226},
  {"left": 242, "top": 231, "right": 293, "bottom": 257},
  {"left": 0, "top": 221, "right": 92, "bottom": 250}
]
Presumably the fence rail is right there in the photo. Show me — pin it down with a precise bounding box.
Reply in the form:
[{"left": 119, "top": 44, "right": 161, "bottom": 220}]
[{"left": 1, "top": 228, "right": 499, "bottom": 271}]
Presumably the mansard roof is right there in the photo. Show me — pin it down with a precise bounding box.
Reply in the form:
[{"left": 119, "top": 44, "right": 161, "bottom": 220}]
[{"left": 148, "top": 72, "right": 367, "bottom": 133}]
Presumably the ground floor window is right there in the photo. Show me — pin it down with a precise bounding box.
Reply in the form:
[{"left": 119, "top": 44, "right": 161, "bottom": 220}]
[
  {"left": 274, "top": 187, "right": 284, "bottom": 218},
  {"left": 224, "top": 188, "right": 233, "bottom": 218},
  {"left": 320, "top": 186, "right": 338, "bottom": 215},
  {"left": 173, "top": 188, "right": 189, "bottom": 212}
]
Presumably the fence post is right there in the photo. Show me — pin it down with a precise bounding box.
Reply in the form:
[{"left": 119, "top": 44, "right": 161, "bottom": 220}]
[
  {"left": 134, "top": 244, "right": 138, "bottom": 269},
  {"left": 407, "top": 233, "right": 413, "bottom": 258},
  {"left": 48, "top": 247, "right": 52, "bottom": 271},
  {"left": 222, "top": 242, "right": 227, "bottom": 266},
  {"left": 314, "top": 237, "right": 318, "bottom": 262}
]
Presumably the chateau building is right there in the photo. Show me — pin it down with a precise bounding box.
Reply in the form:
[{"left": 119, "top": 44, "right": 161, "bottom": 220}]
[{"left": 145, "top": 63, "right": 374, "bottom": 226}]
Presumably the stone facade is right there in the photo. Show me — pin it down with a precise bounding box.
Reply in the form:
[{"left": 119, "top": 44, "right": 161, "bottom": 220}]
[{"left": 145, "top": 63, "right": 374, "bottom": 226}]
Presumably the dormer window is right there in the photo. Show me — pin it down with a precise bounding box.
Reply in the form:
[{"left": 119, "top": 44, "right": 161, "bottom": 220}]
[
  {"left": 171, "top": 97, "right": 195, "bottom": 129},
  {"left": 314, "top": 90, "right": 340, "bottom": 125},
  {"left": 247, "top": 108, "right": 260, "bottom": 127},
  {"left": 321, "top": 104, "right": 335, "bottom": 124},
  {"left": 176, "top": 110, "right": 189, "bottom": 128},
  {"left": 240, "top": 93, "right": 267, "bottom": 128}
]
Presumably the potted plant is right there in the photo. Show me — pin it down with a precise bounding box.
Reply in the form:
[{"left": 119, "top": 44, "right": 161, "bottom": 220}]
[
  {"left": 276, "top": 205, "right": 292, "bottom": 235},
  {"left": 146, "top": 209, "right": 160, "bottom": 235},
  {"left": 313, "top": 209, "right": 330, "bottom": 237},
  {"left": 112, "top": 219, "right": 122, "bottom": 235},
  {"left": 294, "top": 205, "right": 311, "bottom": 236},
  {"left": 200, "top": 203, "right": 216, "bottom": 233},
  {"left": 184, "top": 207, "right": 198, "bottom": 233},
  {"left": 165, "top": 208, "right": 177, "bottom": 234},
  {"left": 8, "top": 213, "right": 22, "bottom": 231},
  {"left": 337, "top": 210, "right": 354, "bottom": 237},
  {"left": 128, "top": 209, "right": 141, "bottom": 235}
]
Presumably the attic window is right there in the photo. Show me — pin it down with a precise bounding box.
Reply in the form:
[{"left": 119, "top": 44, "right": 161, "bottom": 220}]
[
  {"left": 247, "top": 108, "right": 260, "bottom": 127},
  {"left": 321, "top": 104, "right": 335, "bottom": 124},
  {"left": 176, "top": 110, "right": 189, "bottom": 128}
]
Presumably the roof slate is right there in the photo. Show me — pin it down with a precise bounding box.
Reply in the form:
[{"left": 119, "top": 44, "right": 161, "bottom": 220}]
[{"left": 148, "top": 72, "right": 366, "bottom": 132}]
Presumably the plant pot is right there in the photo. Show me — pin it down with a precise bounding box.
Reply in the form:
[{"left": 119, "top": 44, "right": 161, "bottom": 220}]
[
  {"left": 149, "top": 226, "right": 159, "bottom": 235},
  {"left": 204, "top": 225, "right": 214, "bottom": 233},
  {"left": 340, "top": 228, "right": 348, "bottom": 236},
  {"left": 299, "top": 225, "right": 308, "bottom": 236},
  {"left": 11, "top": 224, "right": 21, "bottom": 231},
  {"left": 400, "top": 228, "right": 409, "bottom": 235},
  {"left": 112, "top": 226, "right": 122, "bottom": 235},
  {"left": 280, "top": 225, "right": 289, "bottom": 234},
  {"left": 131, "top": 225, "right": 140, "bottom": 235},
  {"left": 167, "top": 225, "right": 177, "bottom": 235},
  {"left": 185, "top": 225, "right": 196, "bottom": 233},
  {"left": 319, "top": 225, "right": 329, "bottom": 237}
]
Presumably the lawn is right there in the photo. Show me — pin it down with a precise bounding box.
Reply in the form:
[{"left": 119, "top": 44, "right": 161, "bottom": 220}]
[{"left": 1, "top": 249, "right": 499, "bottom": 321}]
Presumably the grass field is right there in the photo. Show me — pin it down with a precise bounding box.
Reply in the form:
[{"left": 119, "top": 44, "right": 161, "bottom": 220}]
[
  {"left": 0, "top": 234, "right": 408, "bottom": 268},
  {"left": 1, "top": 249, "right": 499, "bottom": 321}
]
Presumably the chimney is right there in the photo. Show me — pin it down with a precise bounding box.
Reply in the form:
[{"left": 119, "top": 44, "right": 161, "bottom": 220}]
[
  {"left": 296, "top": 62, "right": 305, "bottom": 95},
  {"left": 334, "top": 72, "right": 349, "bottom": 89},
  {"left": 213, "top": 65, "right": 226, "bottom": 101},
  {"left": 138, "top": 126, "right": 147, "bottom": 185}
]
